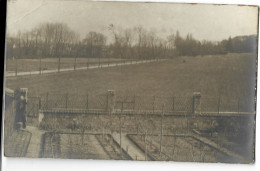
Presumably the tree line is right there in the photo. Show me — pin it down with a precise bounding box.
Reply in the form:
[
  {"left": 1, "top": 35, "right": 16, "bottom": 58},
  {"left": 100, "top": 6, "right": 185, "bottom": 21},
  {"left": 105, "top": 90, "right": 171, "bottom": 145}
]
[
  {"left": 173, "top": 32, "right": 257, "bottom": 56},
  {"left": 5, "top": 22, "right": 257, "bottom": 60}
]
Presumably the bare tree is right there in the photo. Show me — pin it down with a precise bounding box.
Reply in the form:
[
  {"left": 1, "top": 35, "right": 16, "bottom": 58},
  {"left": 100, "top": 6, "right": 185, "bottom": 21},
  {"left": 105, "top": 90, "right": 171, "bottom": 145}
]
[{"left": 83, "top": 31, "right": 107, "bottom": 61}]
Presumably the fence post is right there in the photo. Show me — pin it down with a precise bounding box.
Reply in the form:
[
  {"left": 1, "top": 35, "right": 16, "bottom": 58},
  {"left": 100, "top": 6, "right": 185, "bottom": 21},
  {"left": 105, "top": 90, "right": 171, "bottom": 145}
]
[
  {"left": 238, "top": 97, "right": 240, "bottom": 114},
  {"left": 58, "top": 57, "right": 61, "bottom": 72},
  {"left": 172, "top": 96, "right": 175, "bottom": 112},
  {"left": 99, "top": 56, "right": 101, "bottom": 68},
  {"left": 39, "top": 110, "right": 44, "bottom": 125},
  {"left": 107, "top": 90, "right": 116, "bottom": 114},
  {"left": 65, "top": 93, "right": 68, "bottom": 109},
  {"left": 74, "top": 56, "right": 77, "bottom": 71},
  {"left": 38, "top": 97, "right": 41, "bottom": 110},
  {"left": 86, "top": 94, "right": 89, "bottom": 110},
  {"left": 133, "top": 95, "right": 136, "bottom": 111},
  {"left": 46, "top": 92, "right": 49, "bottom": 110},
  {"left": 106, "top": 93, "right": 109, "bottom": 112},
  {"left": 145, "top": 130, "right": 147, "bottom": 161},
  {"left": 38, "top": 97, "right": 42, "bottom": 109},
  {"left": 217, "top": 95, "right": 221, "bottom": 114},
  {"left": 15, "top": 58, "right": 18, "bottom": 76},
  {"left": 192, "top": 92, "right": 201, "bottom": 115},
  {"left": 153, "top": 96, "right": 155, "bottom": 113},
  {"left": 39, "top": 57, "right": 42, "bottom": 75},
  {"left": 160, "top": 104, "right": 164, "bottom": 157},
  {"left": 120, "top": 101, "right": 123, "bottom": 153},
  {"left": 121, "top": 101, "right": 124, "bottom": 112}
]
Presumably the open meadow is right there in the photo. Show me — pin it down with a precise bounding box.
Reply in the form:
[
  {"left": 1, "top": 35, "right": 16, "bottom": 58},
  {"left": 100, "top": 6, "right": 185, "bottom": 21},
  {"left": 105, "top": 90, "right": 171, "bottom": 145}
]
[{"left": 5, "top": 53, "right": 256, "bottom": 112}]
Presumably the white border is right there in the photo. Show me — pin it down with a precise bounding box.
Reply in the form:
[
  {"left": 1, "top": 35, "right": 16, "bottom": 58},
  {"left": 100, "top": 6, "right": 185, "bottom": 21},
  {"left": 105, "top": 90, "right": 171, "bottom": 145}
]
[{"left": 2, "top": 0, "right": 260, "bottom": 171}]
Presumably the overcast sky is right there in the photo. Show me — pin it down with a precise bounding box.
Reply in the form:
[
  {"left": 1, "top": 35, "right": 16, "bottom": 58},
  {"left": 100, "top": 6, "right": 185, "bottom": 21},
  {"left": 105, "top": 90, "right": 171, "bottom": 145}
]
[{"left": 6, "top": 0, "right": 258, "bottom": 41}]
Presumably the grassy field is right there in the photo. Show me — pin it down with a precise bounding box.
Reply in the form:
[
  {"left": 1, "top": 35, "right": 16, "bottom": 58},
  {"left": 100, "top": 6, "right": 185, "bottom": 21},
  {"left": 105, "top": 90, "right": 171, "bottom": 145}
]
[{"left": 5, "top": 53, "right": 256, "bottom": 112}]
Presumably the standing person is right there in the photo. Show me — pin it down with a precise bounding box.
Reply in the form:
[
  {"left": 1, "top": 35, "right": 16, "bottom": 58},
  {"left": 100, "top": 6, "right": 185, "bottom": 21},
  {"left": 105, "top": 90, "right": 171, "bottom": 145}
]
[
  {"left": 19, "top": 94, "right": 27, "bottom": 129},
  {"left": 14, "top": 91, "right": 21, "bottom": 130},
  {"left": 15, "top": 92, "right": 27, "bottom": 130}
]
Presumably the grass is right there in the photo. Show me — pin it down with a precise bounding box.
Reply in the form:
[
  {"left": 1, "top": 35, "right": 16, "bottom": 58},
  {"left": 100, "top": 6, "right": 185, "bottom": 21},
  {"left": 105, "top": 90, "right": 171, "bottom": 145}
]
[{"left": 5, "top": 53, "right": 256, "bottom": 112}]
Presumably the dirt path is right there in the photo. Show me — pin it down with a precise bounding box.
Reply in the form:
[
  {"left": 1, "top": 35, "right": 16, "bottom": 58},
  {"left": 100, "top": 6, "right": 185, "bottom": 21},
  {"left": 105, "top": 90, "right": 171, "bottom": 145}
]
[
  {"left": 25, "top": 126, "right": 45, "bottom": 158},
  {"left": 6, "top": 59, "right": 165, "bottom": 77},
  {"left": 111, "top": 132, "right": 146, "bottom": 161}
]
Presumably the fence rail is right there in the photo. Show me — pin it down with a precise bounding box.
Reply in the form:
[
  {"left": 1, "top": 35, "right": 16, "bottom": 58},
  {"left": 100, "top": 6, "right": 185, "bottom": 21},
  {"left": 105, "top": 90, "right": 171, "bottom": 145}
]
[
  {"left": 201, "top": 96, "right": 255, "bottom": 114},
  {"left": 6, "top": 58, "right": 165, "bottom": 77},
  {"left": 26, "top": 92, "right": 255, "bottom": 117}
]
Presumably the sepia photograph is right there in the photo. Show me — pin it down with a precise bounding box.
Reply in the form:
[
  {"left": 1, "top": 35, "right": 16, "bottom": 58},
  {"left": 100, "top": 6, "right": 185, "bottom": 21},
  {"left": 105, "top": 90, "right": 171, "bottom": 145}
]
[{"left": 3, "top": 0, "right": 258, "bottom": 164}]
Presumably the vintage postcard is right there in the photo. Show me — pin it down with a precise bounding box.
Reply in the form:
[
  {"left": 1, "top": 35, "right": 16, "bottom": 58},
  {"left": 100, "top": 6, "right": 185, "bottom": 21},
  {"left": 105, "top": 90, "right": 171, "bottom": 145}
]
[{"left": 3, "top": 0, "right": 258, "bottom": 164}]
